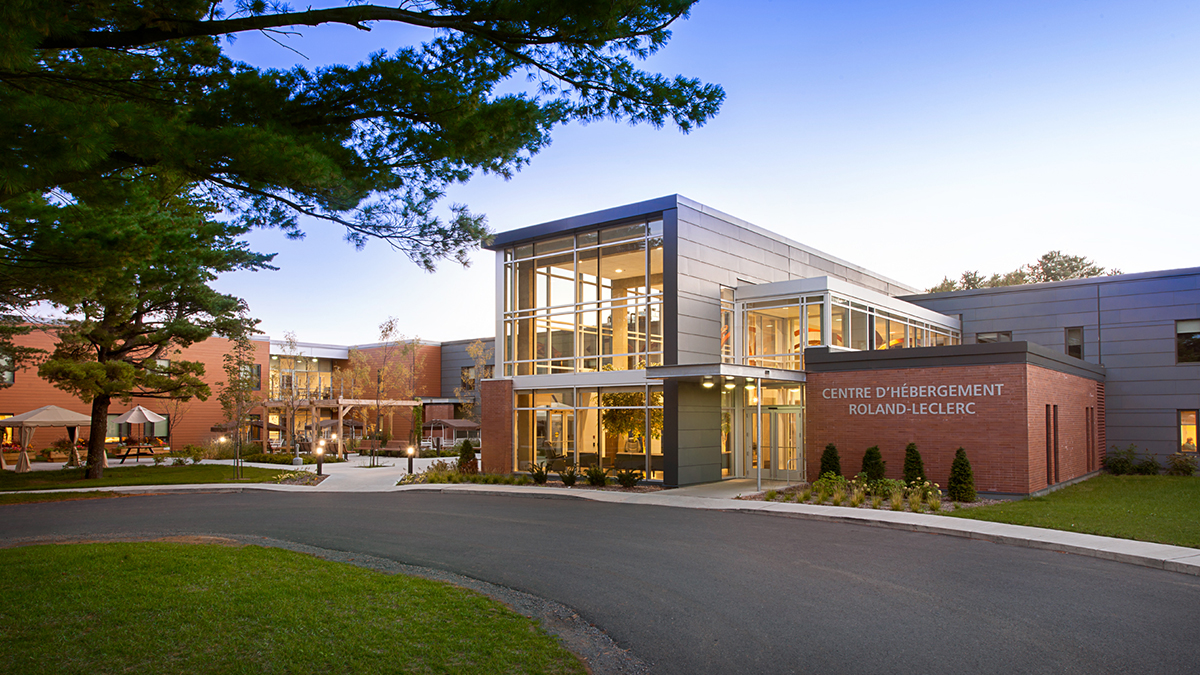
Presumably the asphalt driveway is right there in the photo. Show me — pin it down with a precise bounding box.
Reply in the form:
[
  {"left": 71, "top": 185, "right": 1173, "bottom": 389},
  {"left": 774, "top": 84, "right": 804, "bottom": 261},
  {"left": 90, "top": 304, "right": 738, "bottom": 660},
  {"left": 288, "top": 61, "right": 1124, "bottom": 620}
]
[{"left": 2, "top": 491, "right": 1197, "bottom": 674}]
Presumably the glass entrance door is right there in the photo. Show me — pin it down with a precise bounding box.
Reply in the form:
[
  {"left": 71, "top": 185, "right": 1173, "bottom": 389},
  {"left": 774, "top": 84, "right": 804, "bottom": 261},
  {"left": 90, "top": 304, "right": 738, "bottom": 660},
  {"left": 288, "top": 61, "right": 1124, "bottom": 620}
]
[
  {"left": 535, "top": 409, "right": 574, "bottom": 470},
  {"left": 744, "top": 406, "right": 803, "bottom": 481}
]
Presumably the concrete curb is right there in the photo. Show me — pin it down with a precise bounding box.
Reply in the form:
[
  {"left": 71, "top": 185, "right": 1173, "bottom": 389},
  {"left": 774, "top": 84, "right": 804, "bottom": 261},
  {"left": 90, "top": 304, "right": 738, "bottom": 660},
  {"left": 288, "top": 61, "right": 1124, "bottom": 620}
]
[{"left": 6, "top": 481, "right": 1198, "bottom": 577}]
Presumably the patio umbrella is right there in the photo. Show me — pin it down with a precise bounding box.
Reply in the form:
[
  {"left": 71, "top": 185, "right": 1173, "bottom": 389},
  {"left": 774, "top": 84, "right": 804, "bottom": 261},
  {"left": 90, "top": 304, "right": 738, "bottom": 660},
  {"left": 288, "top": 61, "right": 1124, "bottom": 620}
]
[{"left": 115, "top": 406, "right": 166, "bottom": 425}]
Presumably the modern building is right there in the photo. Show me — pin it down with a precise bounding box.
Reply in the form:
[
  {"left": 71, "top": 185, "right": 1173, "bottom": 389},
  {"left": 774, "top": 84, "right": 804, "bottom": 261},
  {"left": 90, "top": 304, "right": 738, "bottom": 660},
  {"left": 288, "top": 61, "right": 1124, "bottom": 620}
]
[
  {"left": 479, "top": 195, "right": 1199, "bottom": 494},
  {"left": 0, "top": 329, "right": 493, "bottom": 460}
]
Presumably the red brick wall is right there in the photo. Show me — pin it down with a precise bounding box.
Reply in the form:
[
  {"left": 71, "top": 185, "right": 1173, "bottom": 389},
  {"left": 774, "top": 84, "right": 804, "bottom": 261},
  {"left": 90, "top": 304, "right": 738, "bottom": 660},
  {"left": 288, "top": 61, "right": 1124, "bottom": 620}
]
[
  {"left": 424, "top": 403, "right": 455, "bottom": 420},
  {"left": 480, "top": 379, "right": 513, "bottom": 474},
  {"left": 353, "top": 343, "right": 441, "bottom": 442},
  {"left": 0, "top": 328, "right": 269, "bottom": 451},
  {"left": 1026, "top": 367, "right": 1104, "bottom": 491},
  {"left": 806, "top": 363, "right": 1102, "bottom": 495}
]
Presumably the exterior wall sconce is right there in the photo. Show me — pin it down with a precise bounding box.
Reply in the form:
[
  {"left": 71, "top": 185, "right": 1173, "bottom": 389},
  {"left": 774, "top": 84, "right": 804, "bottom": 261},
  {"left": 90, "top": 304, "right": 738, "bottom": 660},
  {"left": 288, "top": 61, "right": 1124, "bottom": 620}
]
[
  {"left": 724, "top": 376, "right": 736, "bottom": 390},
  {"left": 702, "top": 376, "right": 714, "bottom": 388}
]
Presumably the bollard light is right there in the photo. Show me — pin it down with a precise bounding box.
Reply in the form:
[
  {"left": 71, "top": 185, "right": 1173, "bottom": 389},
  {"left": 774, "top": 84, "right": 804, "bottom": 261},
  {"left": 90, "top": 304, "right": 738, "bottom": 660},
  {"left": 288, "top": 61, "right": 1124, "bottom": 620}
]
[
  {"left": 316, "top": 439, "right": 325, "bottom": 476},
  {"left": 407, "top": 445, "right": 415, "bottom": 475},
  {"left": 219, "top": 436, "right": 227, "bottom": 443}
]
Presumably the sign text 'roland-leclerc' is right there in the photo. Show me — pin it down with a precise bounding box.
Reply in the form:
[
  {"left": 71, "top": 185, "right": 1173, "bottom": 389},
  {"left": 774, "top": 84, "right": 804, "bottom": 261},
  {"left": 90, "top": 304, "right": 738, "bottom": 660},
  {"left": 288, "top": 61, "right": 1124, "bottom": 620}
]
[{"left": 820, "top": 383, "right": 1005, "bottom": 416}]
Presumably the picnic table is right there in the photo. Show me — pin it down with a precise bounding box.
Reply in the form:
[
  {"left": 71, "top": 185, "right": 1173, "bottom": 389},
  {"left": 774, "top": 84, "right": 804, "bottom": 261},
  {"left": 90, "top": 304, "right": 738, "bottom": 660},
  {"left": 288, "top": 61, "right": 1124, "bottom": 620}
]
[{"left": 117, "top": 444, "right": 162, "bottom": 464}]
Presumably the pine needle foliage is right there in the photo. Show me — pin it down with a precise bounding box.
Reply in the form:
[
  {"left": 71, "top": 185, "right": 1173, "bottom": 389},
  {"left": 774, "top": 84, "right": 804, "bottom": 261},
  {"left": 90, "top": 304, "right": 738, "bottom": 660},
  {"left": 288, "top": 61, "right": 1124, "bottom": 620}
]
[
  {"left": 860, "top": 446, "right": 886, "bottom": 481},
  {"left": 948, "top": 448, "right": 977, "bottom": 502},
  {"left": 820, "top": 443, "right": 842, "bottom": 477},
  {"left": 902, "top": 442, "right": 925, "bottom": 483}
]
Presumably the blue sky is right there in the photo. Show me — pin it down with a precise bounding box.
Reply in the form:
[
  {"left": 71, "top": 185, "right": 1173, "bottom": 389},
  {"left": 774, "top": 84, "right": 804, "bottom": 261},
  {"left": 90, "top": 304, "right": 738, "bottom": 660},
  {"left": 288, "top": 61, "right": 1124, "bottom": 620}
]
[{"left": 213, "top": 1, "right": 1200, "bottom": 345}]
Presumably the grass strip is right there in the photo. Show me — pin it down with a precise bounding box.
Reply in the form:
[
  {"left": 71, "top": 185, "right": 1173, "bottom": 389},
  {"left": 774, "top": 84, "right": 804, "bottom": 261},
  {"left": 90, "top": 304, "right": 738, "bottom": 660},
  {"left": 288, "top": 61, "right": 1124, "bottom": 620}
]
[
  {"left": 0, "top": 465, "right": 283, "bottom": 492},
  {"left": 0, "top": 542, "right": 585, "bottom": 675},
  {"left": 950, "top": 474, "right": 1200, "bottom": 548}
]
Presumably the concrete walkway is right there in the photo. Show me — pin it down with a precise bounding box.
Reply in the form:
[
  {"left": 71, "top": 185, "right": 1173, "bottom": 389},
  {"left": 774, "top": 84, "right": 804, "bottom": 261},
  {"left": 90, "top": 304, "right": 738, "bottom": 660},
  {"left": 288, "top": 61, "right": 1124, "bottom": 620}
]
[{"left": 7, "top": 461, "right": 1199, "bottom": 577}]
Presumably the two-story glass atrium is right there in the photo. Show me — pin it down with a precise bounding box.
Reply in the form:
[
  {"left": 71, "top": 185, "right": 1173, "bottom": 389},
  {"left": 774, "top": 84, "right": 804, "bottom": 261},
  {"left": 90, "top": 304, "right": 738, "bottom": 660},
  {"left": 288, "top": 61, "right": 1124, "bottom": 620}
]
[{"left": 484, "top": 195, "right": 961, "bottom": 487}]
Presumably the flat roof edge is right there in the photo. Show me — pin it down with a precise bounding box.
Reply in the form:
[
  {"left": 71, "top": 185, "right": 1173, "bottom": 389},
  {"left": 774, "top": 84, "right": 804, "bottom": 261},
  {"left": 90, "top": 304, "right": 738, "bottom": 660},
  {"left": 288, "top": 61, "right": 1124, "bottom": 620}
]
[{"left": 804, "top": 342, "right": 1106, "bottom": 381}]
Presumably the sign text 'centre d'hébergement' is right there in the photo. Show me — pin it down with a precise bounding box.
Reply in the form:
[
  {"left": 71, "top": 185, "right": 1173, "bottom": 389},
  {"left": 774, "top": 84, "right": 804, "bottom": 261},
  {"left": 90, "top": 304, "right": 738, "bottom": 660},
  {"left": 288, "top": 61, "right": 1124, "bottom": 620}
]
[{"left": 820, "top": 383, "right": 1006, "bottom": 416}]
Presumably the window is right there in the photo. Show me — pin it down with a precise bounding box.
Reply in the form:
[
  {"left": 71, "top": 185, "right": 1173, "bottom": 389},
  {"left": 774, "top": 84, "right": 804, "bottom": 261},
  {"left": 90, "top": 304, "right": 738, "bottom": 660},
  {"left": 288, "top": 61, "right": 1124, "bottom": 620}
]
[
  {"left": 0, "top": 414, "right": 12, "bottom": 444},
  {"left": 1065, "top": 327, "right": 1084, "bottom": 359},
  {"left": 976, "top": 331, "right": 1012, "bottom": 344},
  {"left": 244, "top": 364, "right": 262, "bottom": 391},
  {"left": 460, "top": 365, "right": 493, "bottom": 391},
  {"left": 1177, "top": 320, "right": 1200, "bottom": 363},
  {"left": 1181, "top": 410, "right": 1198, "bottom": 453},
  {"left": 503, "top": 217, "right": 664, "bottom": 375},
  {"left": 0, "top": 354, "right": 13, "bottom": 385},
  {"left": 720, "top": 287, "right": 734, "bottom": 364}
]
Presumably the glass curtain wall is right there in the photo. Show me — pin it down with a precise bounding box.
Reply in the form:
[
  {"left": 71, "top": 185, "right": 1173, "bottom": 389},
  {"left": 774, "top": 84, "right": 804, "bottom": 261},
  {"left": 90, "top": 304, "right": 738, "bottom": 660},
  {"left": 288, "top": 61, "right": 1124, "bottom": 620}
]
[
  {"left": 269, "top": 356, "right": 334, "bottom": 399},
  {"left": 744, "top": 296, "right": 824, "bottom": 369},
  {"left": 514, "top": 385, "right": 665, "bottom": 480},
  {"left": 503, "top": 219, "right": 664, "bottom": 375},
  {"left": 744, "top": 294, "right": 960, "bottom": 365}
]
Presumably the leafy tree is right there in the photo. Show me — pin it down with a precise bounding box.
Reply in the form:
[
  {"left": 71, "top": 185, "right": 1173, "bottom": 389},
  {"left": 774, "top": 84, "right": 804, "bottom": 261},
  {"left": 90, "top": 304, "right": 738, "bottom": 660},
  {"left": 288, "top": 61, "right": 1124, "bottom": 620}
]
[
  {"left": 360, "top": 317, "right": 423, "bottom": 466},
  {"left": 268, "top": 331, "right": 306, "bottom": 455},
  {"left": 454, "top": 339, "right": 494, "bottom": 423},
  {"left": 819, "top": 443, "right": 842, "bottom": 477},
  {"left": 1026, "top": 251, "right": 1116, "bottom": 284},
  {"left": 2, "top": 0, "right": 724, "bottom": 271},
  {"left": 32, "top": 188, "right": 270, "bottom": 478},
  {"left": 218, "top": 325, "right": 262, "bottom": 480},
  {"left": 926, "top": 251, "right": 1118, "bottom": 293},
  {"left": 902, "top": 442, "right": 925, "bottom": 483},
  {"left": 600, "top": 390, "right": 664, "bottom": 453},
  {"left": 860, "top": 446, "right": 886, "bottom": 481},
  {"left": 948, "top": 448, "right": 976, "bottom": 502}
]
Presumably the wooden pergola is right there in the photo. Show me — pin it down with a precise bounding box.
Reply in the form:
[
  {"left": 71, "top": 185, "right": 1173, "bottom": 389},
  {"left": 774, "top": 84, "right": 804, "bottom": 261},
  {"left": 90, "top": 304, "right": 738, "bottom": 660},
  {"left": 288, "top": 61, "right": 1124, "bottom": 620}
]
[{"left": 257, "top": 397, "right": 419, "bottom": 459}]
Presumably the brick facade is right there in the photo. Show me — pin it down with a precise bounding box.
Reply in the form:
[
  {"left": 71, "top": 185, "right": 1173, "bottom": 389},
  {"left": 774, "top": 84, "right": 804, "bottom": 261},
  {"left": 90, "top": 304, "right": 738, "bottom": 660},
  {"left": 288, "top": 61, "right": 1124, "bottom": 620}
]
[
  {"left": 806, "top": 359, "right": 1104, "bottom": 495},
  {"left": 0, "top": 329, "right": 269, "bottom": 453},
  {"left": 480, "top": 378, "right": 512, "bottom": 474}
]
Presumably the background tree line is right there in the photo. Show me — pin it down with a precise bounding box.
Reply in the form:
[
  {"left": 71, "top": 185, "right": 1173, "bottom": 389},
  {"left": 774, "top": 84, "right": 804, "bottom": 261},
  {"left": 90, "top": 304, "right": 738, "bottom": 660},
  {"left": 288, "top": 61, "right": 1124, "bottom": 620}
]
[{"left": 927, "top": 251, "right": 1120, "bottom": 293}]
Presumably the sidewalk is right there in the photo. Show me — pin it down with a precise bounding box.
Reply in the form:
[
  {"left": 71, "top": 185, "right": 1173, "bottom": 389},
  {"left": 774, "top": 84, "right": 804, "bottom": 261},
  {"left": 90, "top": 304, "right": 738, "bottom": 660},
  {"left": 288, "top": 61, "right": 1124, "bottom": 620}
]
[{"left": 6, "top": 463, "right": 1199, "bottom": 577}]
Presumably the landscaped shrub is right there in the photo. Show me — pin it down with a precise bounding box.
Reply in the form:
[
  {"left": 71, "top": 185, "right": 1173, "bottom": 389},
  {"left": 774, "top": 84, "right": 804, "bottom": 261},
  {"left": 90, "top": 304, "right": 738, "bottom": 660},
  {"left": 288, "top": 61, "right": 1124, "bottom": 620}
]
[
  {"left": 1166, "top": 453, "right": 1197, "bottom": 477},
  {"left": 902, "top": 443, "right": 925, "bottom": 483},
  {"left": 1103, "top": 444, "right": 1137, "bottom": 475},
  {"left": 457, "top": 439, "right": 476, "bottom": 473},
  {"left": 529, "top": 462, "right": 549, "bottom": 485},
  {"left": 819, "top": 443, "right": 842, "bottom": 477},
  {"left": 559, "top": 466, "right": 578, "bottom": 487},
  {"left": 584, "top": 465, "right": 609, "bottom": 487},
  {"left": 948, "top": 448, "right": 976, "bottom": 502},
  {"left": 813, "top": 471, "right": 848, "bottom": 495},
  {"left": 1134, "top": 455, "right": 1161, "bottom": 476},
  {"left": 615, "top": 468, "right": 642, "bottom": 488},
  {"left": 860, "top": 446, "right": 886, "bottom": 481},
  {"left": 1104, "top": 444, "right": 1162, "bottom": 476}
]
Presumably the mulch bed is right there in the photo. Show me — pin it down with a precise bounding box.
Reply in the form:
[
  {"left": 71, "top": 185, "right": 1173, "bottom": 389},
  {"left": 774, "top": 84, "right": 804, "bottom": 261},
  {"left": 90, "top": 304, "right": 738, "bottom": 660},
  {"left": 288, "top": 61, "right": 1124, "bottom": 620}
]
[
  {"left": 533, "top": 480, "right": 663, "bottom": 493},
  {"left": 737, "top": 484, "right": 1003, "bottom": 511}
]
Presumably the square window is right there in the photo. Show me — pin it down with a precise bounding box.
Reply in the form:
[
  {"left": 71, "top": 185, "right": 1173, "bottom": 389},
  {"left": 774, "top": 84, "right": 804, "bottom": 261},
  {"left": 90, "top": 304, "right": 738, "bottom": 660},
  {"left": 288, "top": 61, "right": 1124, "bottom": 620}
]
[{"left": 1177, "top": 320, "right": 1200, "bottom": 363}]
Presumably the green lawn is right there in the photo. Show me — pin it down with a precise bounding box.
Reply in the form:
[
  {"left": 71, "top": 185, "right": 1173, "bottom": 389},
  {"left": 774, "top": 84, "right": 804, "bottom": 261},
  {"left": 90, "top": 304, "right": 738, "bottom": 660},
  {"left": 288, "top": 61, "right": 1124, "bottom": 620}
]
[
  {"left": 951, "top": 474, "right": 1200, "bottom": 548},
  {"left": 0, "top": 464, "right": 283, "bottom": 492},
  {"left": 0, "top": 543, "right": 584, "bottom": 675}
]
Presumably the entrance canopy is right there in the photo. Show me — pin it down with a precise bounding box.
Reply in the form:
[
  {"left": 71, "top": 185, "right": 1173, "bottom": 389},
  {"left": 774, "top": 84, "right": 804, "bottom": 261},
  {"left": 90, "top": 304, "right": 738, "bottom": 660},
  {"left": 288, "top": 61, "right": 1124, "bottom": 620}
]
[{"left": 646, "top": 363, "right": 805, "bottom": 386}]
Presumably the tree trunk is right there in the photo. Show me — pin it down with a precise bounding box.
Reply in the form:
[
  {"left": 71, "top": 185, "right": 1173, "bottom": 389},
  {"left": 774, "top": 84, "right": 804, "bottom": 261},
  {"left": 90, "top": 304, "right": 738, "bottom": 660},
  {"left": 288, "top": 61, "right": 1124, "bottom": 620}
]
[{"left": 87, "top": 394, "right": 111, "bottom": 479}]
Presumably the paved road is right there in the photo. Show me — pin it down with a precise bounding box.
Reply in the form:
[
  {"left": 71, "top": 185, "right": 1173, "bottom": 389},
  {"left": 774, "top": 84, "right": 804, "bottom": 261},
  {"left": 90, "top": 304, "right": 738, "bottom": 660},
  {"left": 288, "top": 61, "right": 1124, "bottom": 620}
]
[{"left": 2, "top": 491, "right": 1198, "bottom": 674}]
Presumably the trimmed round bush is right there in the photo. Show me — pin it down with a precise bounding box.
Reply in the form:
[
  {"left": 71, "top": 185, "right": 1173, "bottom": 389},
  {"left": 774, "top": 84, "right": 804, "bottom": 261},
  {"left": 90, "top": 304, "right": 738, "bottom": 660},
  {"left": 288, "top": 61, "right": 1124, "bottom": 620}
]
[{"left": 948, "top": 448, "right": 976, "bottom": 502}]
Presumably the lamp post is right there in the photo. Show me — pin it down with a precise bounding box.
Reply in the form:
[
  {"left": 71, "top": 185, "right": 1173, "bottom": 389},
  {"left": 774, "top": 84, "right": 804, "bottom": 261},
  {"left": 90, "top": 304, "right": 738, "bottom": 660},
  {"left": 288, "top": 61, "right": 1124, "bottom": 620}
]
[
  {"left": 316, "top": 439, "right": 325, "bottom": 476},
  {"left": 407, "top": 445, "right": 415, "bottom": 475}
]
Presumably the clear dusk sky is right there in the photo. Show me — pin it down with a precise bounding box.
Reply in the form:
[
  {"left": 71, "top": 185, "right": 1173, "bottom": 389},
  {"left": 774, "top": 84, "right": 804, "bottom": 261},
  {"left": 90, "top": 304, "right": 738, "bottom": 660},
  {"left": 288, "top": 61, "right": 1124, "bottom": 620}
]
[{"left": 212, "top": 1, "right": 1200, "bottom": 345}]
